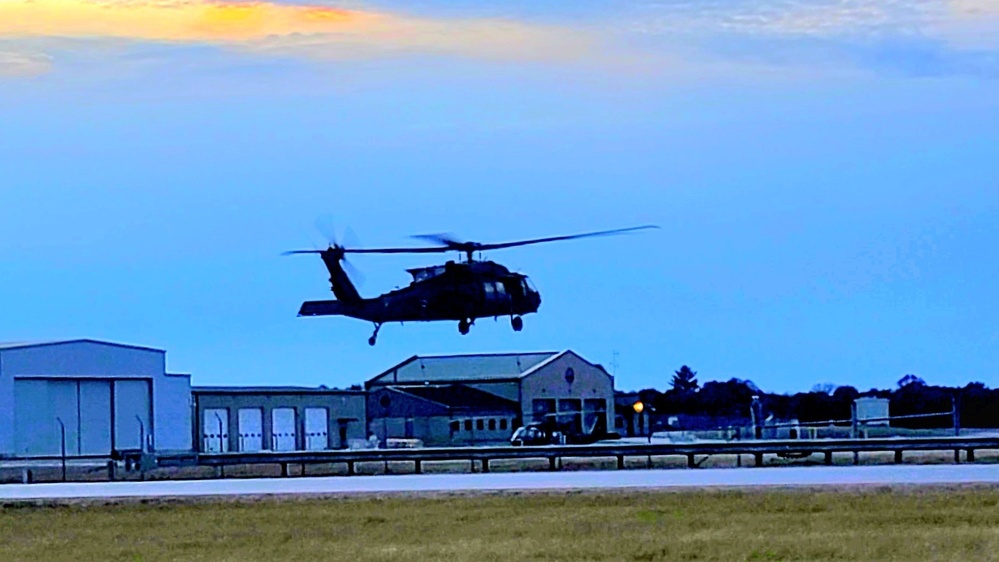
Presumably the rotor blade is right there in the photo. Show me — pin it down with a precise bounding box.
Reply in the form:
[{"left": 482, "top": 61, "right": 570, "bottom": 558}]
[
  {"left": 411, "top": 233, "right": 464, "bottom": 247},
  {"left": 344, "top": 246, "right": 453, "bottom": 255},
  {"left": 281, "top": 249, "right": 326, "bottom": 256},
  {"left": 342, "top": 226, "right": 362, "bottom": 250},
  {"left": 314, "top": 214, "right": 338, "bottom": 246},
  {"left": 283, "top": 245, "right": 451, "bottom": 256},
  {"left": 342, "top": 257, "right": 367, "bottom": 288},
  {"left": 472, "top": 225, "right": 660, "bottom": 252}
]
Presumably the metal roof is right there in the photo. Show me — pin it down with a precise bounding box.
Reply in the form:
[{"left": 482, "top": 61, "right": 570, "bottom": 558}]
[
  {"left": 0, "top": 339, "right": 164, "bottom": 353},
  {"left": 368, "top": 351, "right": 559, "bottom": 385},
  {"left": 193, "top": 386, "right": 364, "bottom": 395},
  {"left": 391, "top": 384, "right": 519, "bottom": 412}
]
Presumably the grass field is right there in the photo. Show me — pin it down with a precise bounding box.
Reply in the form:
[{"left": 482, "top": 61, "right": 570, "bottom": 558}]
[{"left": 3, "top": 487, "right": 999, "bottom": 561}]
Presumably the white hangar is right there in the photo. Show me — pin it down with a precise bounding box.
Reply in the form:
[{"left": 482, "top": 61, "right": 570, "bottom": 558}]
[{"left": 0, "top": 340, "right": 192, "bottom": 458}]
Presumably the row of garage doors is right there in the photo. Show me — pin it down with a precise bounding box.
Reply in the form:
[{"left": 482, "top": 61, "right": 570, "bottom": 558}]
[
  {"left": 13, "top": 378, "right": 152, "bottom": 457},
  {"left": 202, "top": 408, "right": 342, "bottom": 452}
]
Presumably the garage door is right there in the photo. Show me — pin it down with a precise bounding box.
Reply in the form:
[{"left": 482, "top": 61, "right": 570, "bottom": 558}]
[
  {"left": 13, "top": 379, "right": 113, "bottom": 457},
  {"left": 237, "top": 408, "right": 263, "bottom": 452},
  {"left": 79, "top": 381, "right": 112, "bottom": 455},
  {"left": 271, "top": 408, "right": 297, "bottom": 451},
  {"left": 202, "top": 408, "right": 229, "bottom": 452},
  {"left": 114, "top": 380, "right": 152, "bottom": 451},
  {"left": 305, "top": 408, "right": 328, "bottom": 451},
  {"left": 14, "top": 379, "right": 61, "bottom": 457}
]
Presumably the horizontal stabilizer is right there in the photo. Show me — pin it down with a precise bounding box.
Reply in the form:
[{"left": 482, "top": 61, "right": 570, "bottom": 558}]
[{"left": 298, "top": 300, "right": 345, "bottom": 317}]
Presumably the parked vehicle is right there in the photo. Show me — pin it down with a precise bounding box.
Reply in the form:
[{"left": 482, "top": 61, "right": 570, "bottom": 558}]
[{"left": 510, "top": 422, "right": 620, "bottom": 446}]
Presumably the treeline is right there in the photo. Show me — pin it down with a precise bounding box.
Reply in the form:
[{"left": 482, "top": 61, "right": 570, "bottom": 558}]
[{"left": 632, "top": 367, "right": 999, "bottom": 429}]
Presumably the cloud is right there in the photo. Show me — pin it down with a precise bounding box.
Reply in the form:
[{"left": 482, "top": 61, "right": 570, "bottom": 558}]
[
  {"left": 949, "top": 0, "right": 999, "bottom": 18},
  {"left": 0, "top": 0, "right": 593, "bottom": 64},
  {"left": 0, "top": 50, "right": 52, "bottom": 76},
  {"left": 626, "top": 0, "right": 999, "bottom": 78}
]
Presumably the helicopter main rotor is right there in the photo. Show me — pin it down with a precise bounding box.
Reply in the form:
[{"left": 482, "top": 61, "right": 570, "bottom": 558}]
[{"left": 284, "top": 225, "right": 659, "bottom": 263}]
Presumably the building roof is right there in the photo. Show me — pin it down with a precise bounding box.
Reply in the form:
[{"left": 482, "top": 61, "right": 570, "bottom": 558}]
[
  {"left": 368, "top": 351, "right": 559, "bottom": 385},
  {"left": 193, "top": 386, "right": 364, "bottom": 395},
  {"left": 390, "top": 384, "right": 520, "bottom": 412},
  {"left": 0, "top": 339, "right": 164, "bottom": 353}
]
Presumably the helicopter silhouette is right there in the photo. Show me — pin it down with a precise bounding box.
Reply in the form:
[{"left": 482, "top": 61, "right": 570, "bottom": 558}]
[{"left": 284, "top": 225, "right": 657, "bottom": 345}]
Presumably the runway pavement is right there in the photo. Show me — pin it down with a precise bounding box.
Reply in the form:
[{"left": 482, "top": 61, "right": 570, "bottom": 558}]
[{"left": 3, "top": 464, "right": 999, "bottom": 501}]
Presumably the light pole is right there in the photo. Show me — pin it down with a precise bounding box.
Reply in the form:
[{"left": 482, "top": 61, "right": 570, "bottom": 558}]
[
  {"left": 214, "top": 412, "right": 225, "bottom": 453},
  {"left": 55, "top": 417, "right": 67, "bottom": 481},
  {"left": 632, "top": 401, "right": 647, "bottom": 442},
  {"left": 135, "top": 415, "right": 146, "bottom": 453}
]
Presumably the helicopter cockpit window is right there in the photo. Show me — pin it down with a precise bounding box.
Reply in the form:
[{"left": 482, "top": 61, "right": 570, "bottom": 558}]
[
  {"left": 484, "top": 282, "right": 495, "bottom": 296},
  {"left": 524, "top": 278, "right": 537, "bottom": 292},
  {"left": 495, "top": 282, "right": 506, "bottom": 295}
]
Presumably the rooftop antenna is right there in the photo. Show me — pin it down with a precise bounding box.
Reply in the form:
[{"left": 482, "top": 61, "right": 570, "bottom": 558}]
[{"left": 611, "top": 350, "right": 620, "bottom": 377}]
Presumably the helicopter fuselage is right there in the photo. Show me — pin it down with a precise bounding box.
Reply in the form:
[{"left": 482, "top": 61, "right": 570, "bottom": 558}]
[{"left": 298, "top": 257, "right": 541, "bottom": 327}]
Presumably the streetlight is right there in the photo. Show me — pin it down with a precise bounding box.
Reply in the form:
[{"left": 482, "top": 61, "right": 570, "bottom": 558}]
[{"left": 633, "top": 401, "right": 649, "bottom": 442}]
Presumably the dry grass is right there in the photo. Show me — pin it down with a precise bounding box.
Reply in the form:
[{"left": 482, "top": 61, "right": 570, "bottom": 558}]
[{"left": 3, "top": 487, "right": 999, "bottom": 561}]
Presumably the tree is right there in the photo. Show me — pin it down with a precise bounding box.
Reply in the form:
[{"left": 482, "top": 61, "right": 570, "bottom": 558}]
[
  {"left": 811, "top": 383, "right": 836, "bottom": 395},
  {"left": 898, "top": 374, "right": 926, "bottom": 389},
  {"left": 671, "top": 365, "right": 699, "bottom": 393}
]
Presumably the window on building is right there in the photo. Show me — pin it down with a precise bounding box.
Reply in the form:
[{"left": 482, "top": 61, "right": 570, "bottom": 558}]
[
  {"left": 464, "top": 419, "right": 472, "bottom": 431},
  {"left": 476, "top": 419, "right": 485, "bottom": 431},
  {"left": 500, "top": 419, "right": 508, "bottom": 431},
  {"left": 488, "top": 419, "right": 496, "bottom": 431},
  {"left": 450, "top": 421, "right": 460, "bottom": 433}
]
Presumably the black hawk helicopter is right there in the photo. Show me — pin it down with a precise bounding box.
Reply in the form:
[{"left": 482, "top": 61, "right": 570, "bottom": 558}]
[{"left": 283, "top": 225, "right": 657, "bottom": 345}]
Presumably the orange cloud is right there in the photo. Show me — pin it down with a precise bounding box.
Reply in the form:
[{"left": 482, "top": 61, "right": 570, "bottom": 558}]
[
  {"left": 0, "top": 0, "right": 592, "bottom": 65},
  {"left": 0, "top": 0, "right": 368, "bottom": 42}
]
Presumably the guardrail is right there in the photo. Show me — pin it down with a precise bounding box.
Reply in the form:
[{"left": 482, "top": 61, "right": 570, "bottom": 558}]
[{"left": 186, "top": 436, "right": 999, "bottom": 477}]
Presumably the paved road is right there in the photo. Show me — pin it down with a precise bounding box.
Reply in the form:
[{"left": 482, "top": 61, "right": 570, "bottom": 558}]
[{"left": 3, "top": 464, "right": 999, "bottom": 501}]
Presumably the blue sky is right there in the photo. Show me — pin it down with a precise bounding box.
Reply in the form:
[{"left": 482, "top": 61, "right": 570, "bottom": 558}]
[{"left": 1, "top": 0, "right": 997, "bottom": 393}]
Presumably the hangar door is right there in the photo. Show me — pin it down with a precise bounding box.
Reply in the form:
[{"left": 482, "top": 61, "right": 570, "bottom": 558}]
[
  {"left": 114, "top": 380, "right": 152, "bottom": 451},
  {"left": 13, "top": 379, "right": 123, "bottom": 457}
]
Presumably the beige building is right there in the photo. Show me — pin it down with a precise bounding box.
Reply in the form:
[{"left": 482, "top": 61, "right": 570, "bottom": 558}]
[{"left": 366, "top": 350, "right": 614, "bottom": 446}]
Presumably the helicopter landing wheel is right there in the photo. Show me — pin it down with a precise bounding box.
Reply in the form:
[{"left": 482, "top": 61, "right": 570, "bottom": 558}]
[
  {"left": 511, "top": 316, "right": 524, "bottom": 332},
  {"left": 369, "top": 323, "right": 382, "bottom": 346},
  {"left": 458, "top": 319, "right": 471, "bottom": 335}
]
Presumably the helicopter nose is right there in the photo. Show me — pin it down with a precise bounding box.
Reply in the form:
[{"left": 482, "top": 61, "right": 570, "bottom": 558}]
[{"left": 530, "top": 289, "right": 541, "bottom": 310}]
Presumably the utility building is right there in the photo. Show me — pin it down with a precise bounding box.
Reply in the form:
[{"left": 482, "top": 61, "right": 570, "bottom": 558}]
[
  {"left": 366, "top": 350, "right": 614, "bottom": 446},
  {"left": 0, "top": 340, "right": 192, "bottom": 458},
  {"left": 193, "top": 387, "right": 366, "bottom": 453}
]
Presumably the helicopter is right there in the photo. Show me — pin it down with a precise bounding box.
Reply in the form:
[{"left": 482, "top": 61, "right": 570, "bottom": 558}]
[{"left": 283, "top": 225, "right": 657, "bottom": 346}]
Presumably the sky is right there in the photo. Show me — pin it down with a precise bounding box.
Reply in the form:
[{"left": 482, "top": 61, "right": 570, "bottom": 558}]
[{"left": 1, "top": 0, "right": 998, "bottom": 394}]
